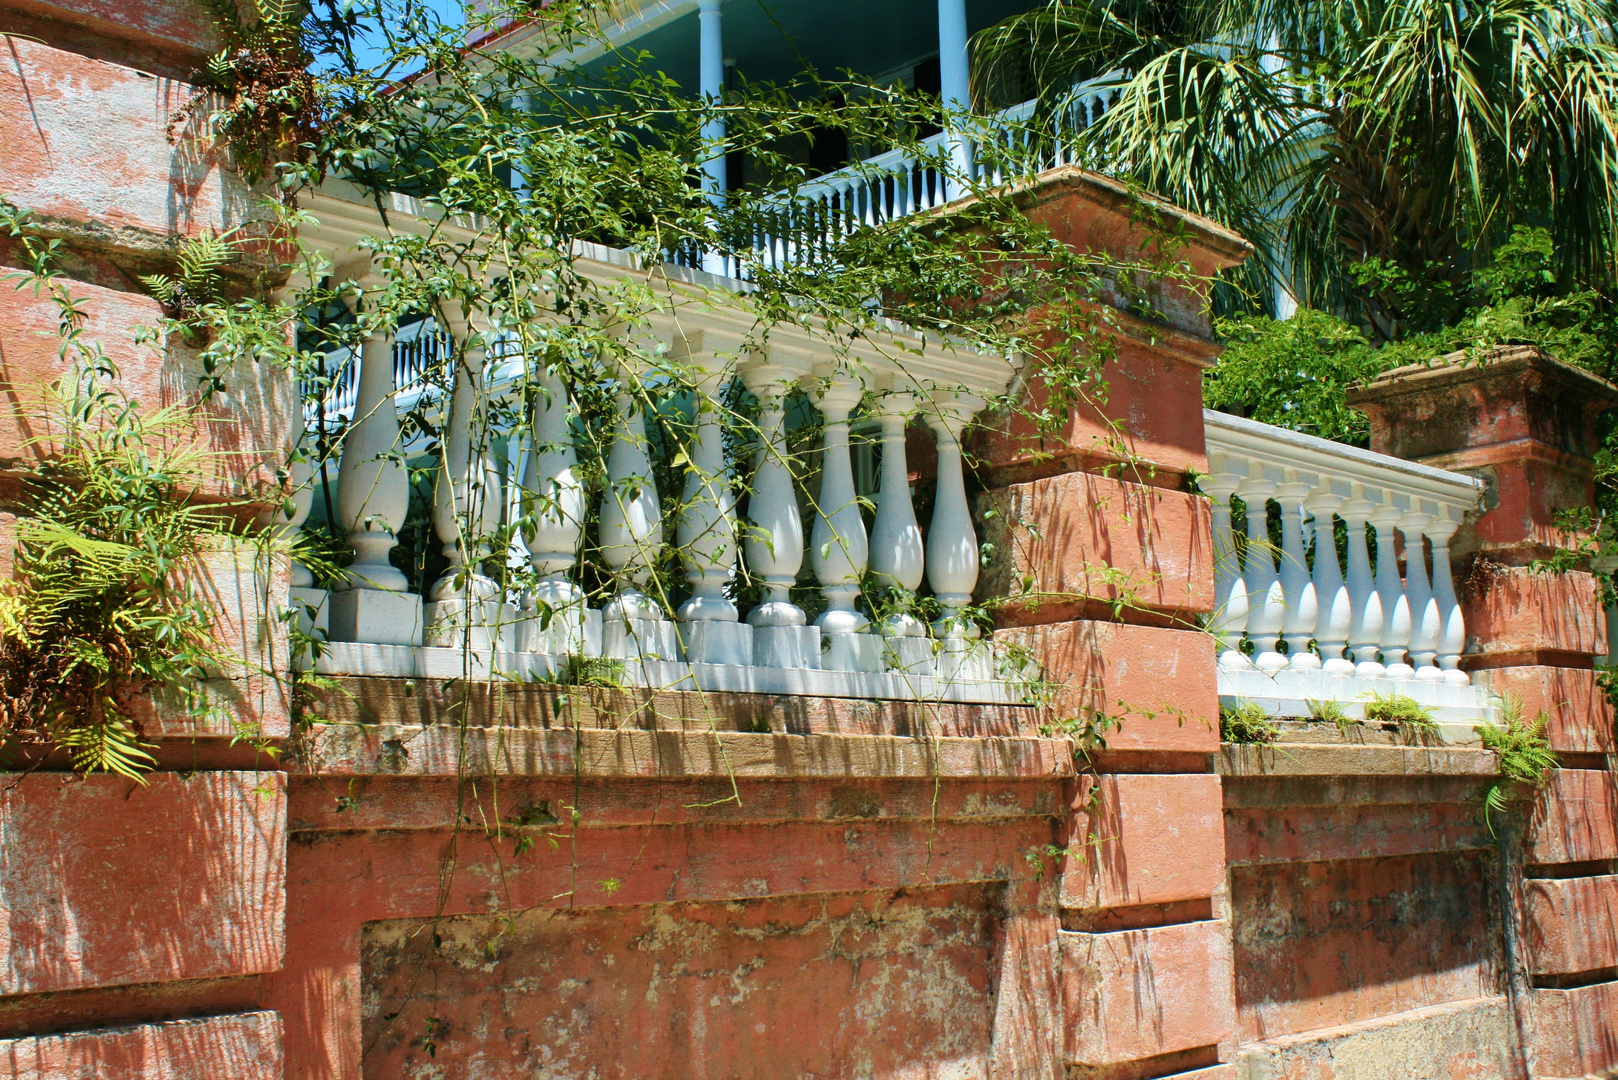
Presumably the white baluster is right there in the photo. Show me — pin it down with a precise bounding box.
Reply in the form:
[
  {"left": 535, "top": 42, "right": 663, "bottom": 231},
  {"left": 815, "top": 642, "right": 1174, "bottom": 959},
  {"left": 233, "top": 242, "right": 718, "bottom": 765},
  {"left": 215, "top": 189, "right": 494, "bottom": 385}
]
[
  {"left": 1275, "top": 476, "right": 1320, "bottom": 669},
  {"left": 424, "top": 317, "right": 512, "bottom": 651},
  {"left": 600, "top": 345, "right": 679, "bottom": 661},
  {"left": 1304, "top": 489, "right": 1354, "bottom": 676},
  {"left": 330, "top": 294, "right": 424, "bottom": 647},
  {"left": 927, "top": 391, "right": 990, "bottom": 682},
  {"left": 519, "top": 361, "right": 593, "bottom": 657},
  {"left": 868, "top": 389, "right": 931, "bottom": 674},
  {"left": 1204, "top": 471, "right": 1251, "bottom": 670},
  {"left": 1428, "top": 510, "right": 1470, "bottom": 685},
  {"left": 741, "top": 362, "right": 818, "bottom": 668},
  {"left": 274, "top": 451, "right": 328, "bottom": 643},
  {"left": 810, "top": 372, "right": 879, "bottom": 672},
  {"left": 1238, "top": 470, "right": 1286, "bottom": 672},
  {"left": 1342, "top": 488, "right": 1384, "bottom": 677},
  {"left": 1402, "top": 511, "right": 1442, "bottom": 680},
  {"left": 1371, "top": 498, "right": 1413, "bottom": 679},
  {"left": 675, "top": 333, "right": 752, "bottom": 666}
]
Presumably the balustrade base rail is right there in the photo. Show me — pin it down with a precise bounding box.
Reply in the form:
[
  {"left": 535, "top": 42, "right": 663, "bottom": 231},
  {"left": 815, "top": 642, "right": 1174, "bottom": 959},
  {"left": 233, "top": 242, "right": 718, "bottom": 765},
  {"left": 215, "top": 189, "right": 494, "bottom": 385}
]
[
  {"left": 302, "top": 641, "right": 1022, "bottom": 705},
  {"left": 1219, "top": 667, "right": 1504, "bottom": 744}
]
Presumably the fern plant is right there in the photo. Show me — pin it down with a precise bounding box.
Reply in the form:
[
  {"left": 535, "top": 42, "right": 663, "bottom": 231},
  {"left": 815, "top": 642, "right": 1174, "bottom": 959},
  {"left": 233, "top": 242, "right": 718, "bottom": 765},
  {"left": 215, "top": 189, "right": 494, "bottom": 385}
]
[
  {"left": 0, "top": 372, "right": 241, "bottom": 779},
  {"left": 1477, "top": 705, "right": 1560, "bottom": 832},
  {"left": 138, "top": 230, "right": 236, "bottom": 340}
]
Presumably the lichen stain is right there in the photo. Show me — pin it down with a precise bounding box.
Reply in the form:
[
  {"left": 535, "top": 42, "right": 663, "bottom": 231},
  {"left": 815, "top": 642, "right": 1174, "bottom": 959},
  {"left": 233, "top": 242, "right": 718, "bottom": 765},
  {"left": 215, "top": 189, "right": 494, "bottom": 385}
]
[{"left": 360, "top": 883, "right": 1001, "bottom": 1079}]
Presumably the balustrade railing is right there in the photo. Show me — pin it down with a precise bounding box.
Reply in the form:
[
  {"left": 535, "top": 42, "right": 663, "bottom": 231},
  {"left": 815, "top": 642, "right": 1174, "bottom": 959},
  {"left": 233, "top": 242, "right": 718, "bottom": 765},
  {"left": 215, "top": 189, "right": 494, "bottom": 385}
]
[
  {"left": 284, "top": 240, "right": 1020, "bottom": 704},
  {"left": 1204, "top": 409, "right": 1500, "bottom": 727},
  {"left": 676, "top": 79, "right": 1120, "bottom": 281}
]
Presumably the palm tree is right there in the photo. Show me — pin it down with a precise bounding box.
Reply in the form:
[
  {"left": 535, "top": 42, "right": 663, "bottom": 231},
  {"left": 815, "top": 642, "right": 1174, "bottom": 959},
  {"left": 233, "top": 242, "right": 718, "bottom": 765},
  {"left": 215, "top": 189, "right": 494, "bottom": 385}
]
[{"left": 972, "top": 0, "right": 1618, "bottom": 339}]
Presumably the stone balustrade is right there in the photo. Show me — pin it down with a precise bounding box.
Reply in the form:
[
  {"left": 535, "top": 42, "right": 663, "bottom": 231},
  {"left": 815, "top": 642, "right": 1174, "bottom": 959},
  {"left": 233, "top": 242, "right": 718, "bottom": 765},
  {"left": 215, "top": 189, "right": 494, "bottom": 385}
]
[
  {"left": 1204, "top": 409, "right": 1500, "bottom": 727},
  {"left": 282, "top": 186, "right": 1019, "bottom": 704}
]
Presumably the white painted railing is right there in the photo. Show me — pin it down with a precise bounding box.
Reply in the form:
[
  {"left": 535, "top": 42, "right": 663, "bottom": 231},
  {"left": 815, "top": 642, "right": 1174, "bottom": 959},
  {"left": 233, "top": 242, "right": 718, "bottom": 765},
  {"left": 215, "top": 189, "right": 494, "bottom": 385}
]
[
  {"left": 678, "top": 80, "right": 1121, "bottom": 281},
  {"left": 286, "top": 193, "right": 1022, "bottom": 703},
  {"left": 1204, "top": 409, "right": 1500, "bottom": 726}
]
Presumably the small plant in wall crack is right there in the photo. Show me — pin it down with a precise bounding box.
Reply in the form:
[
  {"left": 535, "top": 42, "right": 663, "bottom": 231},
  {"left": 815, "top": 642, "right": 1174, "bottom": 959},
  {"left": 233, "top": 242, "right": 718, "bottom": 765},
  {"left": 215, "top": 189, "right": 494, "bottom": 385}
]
[
  {"left": 1476, "top": 700, "right": 1559, "bottom": 834},
  {"left": 1362, "top": 692, "right": 1438, "bottom": 731},
  {"left": 1220, "top": 699, "right": 1280, "bottom": 744}
]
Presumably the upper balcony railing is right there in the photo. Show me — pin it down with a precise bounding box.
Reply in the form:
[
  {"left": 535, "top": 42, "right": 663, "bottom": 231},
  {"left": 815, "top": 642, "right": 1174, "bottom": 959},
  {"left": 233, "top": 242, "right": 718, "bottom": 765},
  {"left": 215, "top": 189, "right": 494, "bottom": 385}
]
[
  {"left": 1203, "top": 409, "right": 1498, "bottom": 726},
  {"left": 676, "top": 80, "right": 1122, "bottom": 281}
]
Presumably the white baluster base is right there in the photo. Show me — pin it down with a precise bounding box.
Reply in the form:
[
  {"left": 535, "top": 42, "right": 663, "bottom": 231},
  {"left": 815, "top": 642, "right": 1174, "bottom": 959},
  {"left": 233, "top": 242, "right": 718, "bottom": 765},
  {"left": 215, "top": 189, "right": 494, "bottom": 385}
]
[
  {"left": 681, "top": 621, "right": 755, "bottom": 667},
  {"left": 822, "top": 631, "right": 883, "bottom": 673},
  {"left": 1218, "top": 665, "right": 1501, "bottom": 740},
  {"left": 516, "top": 605, "right": 602, "bottom": 657},
  {"left": 424, "top": 599, "right": 519, "bottom": 651},
  {"left": 604, "top": 616, "right": 684, "bottom": 662},
  {"left": 288, "top": 586, "right": 330, "bottom": 640},
  {"left": 752, "top": 625, "right": 822, "bottom": 669},
  {"left": 881, "top": 636, "right": 937, "bottom": 677},
  {"left": 329, "top": 589, "right": 424, "bottom": 647},
  {"left": 937, "top": 637, "right": 996, "bottom": 683}
]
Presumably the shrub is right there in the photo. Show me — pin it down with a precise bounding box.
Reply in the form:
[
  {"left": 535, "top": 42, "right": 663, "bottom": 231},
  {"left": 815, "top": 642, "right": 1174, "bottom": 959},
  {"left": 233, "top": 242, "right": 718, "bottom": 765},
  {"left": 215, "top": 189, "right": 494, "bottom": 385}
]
[{"left": 1221, "top": 700, "right": 1280, "bottom": 744}]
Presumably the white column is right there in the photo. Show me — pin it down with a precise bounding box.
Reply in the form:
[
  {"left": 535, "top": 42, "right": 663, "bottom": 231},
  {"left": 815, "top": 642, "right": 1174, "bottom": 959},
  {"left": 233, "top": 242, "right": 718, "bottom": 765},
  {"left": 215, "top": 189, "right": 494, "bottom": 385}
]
[
  {"left": 600, "top": 350, "right": 678, "bottom": 660},
  {"left": 424, "top": 320, "right": 510, "bottom": 650},
  {"left": 676, "top": 336, "right": 751, "bottom": 666},
  {"left": 811, "top": 373, "right": 878, "bottom": 671},
  {"left": 1238, "top": 471, "right": 1286, "bottom": 672},
  {"left": 330, "top": 295, "right": 423, "bottom": 647},
  {"left": 927, "top": 392, "right": 988, "bottom": 680},
  {"left": 698, "top": 0, "right": 727, "bottom": 276},
  {"left": 1371, "top": 499, "right": 1413, "bottom": 679},
  {"left": 868, "top": 390, "right": 931, "bottom": 673},
  {"left": 519, "top": 361, "right": 590, "bottom": 655},
  {"left": 741, "top": 363, "right": 817, "bottom": 668},
  {"left": 1402, "top": 512, "right": 1441, "bottom": 680},
  {"left": 1342, "top": 488, "right": 1383, "bottom": 676},
  {"left": 1205, "top": 471, "right": 1251, "bottom": 670},
  {"left": 937, "top": 0, "right": 974, "bottom": 191},
  {"left": 1275, "top": 477, "right": 1320, "bottom": 669},
  {"left": 274, "top": 451, "right": 328, "bottom": 642},
  {"left": 1304, "top": 490, "right": 1354, "bottom": 676},
  {"left": 1428, "top": 511, "right": 1470, "bottom": 685}
]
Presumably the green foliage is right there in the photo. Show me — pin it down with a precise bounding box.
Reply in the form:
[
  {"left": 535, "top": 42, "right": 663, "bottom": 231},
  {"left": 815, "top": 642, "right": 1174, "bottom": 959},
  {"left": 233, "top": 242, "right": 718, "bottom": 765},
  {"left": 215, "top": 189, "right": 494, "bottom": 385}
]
[
  {"left": 1305, "top": 698, "right": 1351, "bottom": 731},
  {"left": 974, "top": 0, "right": 1618, "bottom": 328},
  {"left": 1220, "top": 699, "right": 1279, "bottom": 744},
  {"left": 138, "top": 230, "right": 237, "bottom": 341},
  {"left": 1476, "top": 704, "right": 1558, "bottom": 831},
  {"left": 1362, "top": 692, "right": 1437, "bottom": 730},
  {"left": 0, "top": 379, "right": 241, "bottom": 778}
]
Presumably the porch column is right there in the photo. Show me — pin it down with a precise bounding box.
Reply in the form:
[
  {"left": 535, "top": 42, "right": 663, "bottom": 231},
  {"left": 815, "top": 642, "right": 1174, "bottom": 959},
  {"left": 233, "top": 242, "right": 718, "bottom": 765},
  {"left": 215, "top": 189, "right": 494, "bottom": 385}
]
[
  {"left": 938, "top": 0, "right": 974, "bottom": 191},
  {"left": 698, "top": 0, "right": 727, "bottom": 274}
]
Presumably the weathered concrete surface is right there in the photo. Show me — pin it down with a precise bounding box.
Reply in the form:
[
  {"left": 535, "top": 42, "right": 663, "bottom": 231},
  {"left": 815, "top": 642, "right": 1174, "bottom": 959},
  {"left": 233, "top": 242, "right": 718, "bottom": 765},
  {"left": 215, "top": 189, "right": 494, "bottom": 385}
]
[
  {"left": 1524, "top": 874, "right": 1618, "bottom": 977},
  {"left": 1219, "top": 743, "right": 1498, "bottom": 778},
  {"left": 1351, "top": 348, "right": 1618, "bottom": 559},
  {"left": 1526, "top": 979, "right": 1618, "bottom": 1079},
  {"left": 1061, "top": 919, "right": 1235, "bottom": 1066},
  {"left": 0, "top": 0, "right": 226, "bottom": 73},
  {"left": 0, "top": 38, "right": 261, "bottom": 253},
  {"left": 311, "top": 676, "right": 1043, "bottom": 739},
  {"left": 268, "top": 770, "right": 1065, "bottom": 1080},
  {"left": 1526, "top": 769, "right": 1618, "bottom": 866},
  {"left": 980, "top": 472, "right": 1213, "bottom": 623},
  {"left": 299, "top": 723, "right": 1075, "bottom": 780},
  {"left": 1473, "top": 665, "right": 1615, "bottom": 754},
  {"left": 1231, "top": 853, "right": 1499, "bottom": 1043},
  {"left": 1063, "top": 773, "right": 1225, "bottom": 912},
  {"left": 1459, "top": 565, "right": 1607, "bottom": 666},
  {"left": 360, "top": 884, "right": 1054, "bottom": 1080},
  {"left": 0, "top": 773, "right": 285, "bottom": 995},
  {"left": 0, "top": 1010, "right": 282, "bottom": 1079},
  {"left": 1234, "top": 996, "right": 1516, "bottom": 1080},
  {"left": 0, "top": 276, "right": 298, "bottom": 501},
  {"left": 1225, "top": 799, "right": 1489, "bottom": 866},
  {"left": 994, "top": 621, "right": 1219, "bottom": 753}
]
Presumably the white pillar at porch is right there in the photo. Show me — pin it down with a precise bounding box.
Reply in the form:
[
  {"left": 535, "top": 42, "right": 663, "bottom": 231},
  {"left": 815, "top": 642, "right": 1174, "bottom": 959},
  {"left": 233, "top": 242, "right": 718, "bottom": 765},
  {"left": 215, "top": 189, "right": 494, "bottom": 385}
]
[
  {"left": 519, "top": 361, "right": 593, "bottom": 656},
  {"left": 741, "top": 361, "right": 818, "bottom": 668},
  {"left": 675, "top": 331, "right": 752, "bottom": 666},
  {"left": 329, "top": 281, "right": 423, "bottom": 646},
  {"left": 811, "top": 372, "right": 880, "bottom": 672},
  {"left": 698, "top": 0, "right": 727, "bottom": 275},
  {"left": 937, "top": 0, "right": 974, "bottom": 192},
  {"left": 868, "top": 389, "right": 932, "bottom": 675},
  {"left": 927, "top": 391, "right": 989, "bottom": 682},
  {"left": 424, "top": 310, "right": 513, "bottom": 651}
]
